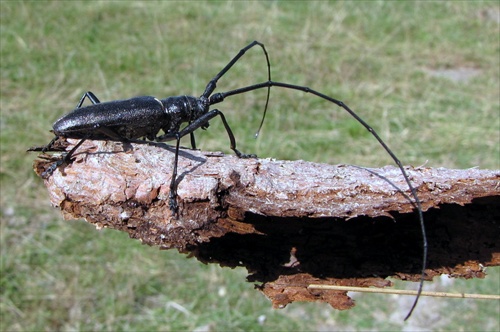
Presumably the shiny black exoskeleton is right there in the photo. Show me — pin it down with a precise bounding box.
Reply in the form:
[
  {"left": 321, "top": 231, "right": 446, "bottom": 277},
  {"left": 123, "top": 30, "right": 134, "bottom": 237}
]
[{"left": 29, "top": 42, "right": 427, "bottom": 319}]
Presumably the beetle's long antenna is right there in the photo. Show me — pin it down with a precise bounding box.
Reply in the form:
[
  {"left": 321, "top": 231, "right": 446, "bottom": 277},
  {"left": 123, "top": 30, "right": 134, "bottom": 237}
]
[
  {"left": 213, "top": 80, "right": 427, "bottom": 320},
  {"left": 202, "top": 41, "right": 272, "bottom": 135}
]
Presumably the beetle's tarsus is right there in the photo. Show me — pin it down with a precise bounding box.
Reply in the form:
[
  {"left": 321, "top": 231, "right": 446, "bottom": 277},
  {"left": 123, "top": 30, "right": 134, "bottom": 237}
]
[
  {"left": 41, "top": 159, "right": 64, "bottom": 179},
  {"left": 169, "top": 191, "right": 179, "bottom": 215},
  {"left": 235, "top": 150, "right": 257, "bottom": 159}
]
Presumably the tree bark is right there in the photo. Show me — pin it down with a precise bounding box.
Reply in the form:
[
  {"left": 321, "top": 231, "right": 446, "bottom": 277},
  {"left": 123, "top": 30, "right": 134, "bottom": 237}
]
[{"left": 32, "top": 138, "right": 500, "bottom": 310}]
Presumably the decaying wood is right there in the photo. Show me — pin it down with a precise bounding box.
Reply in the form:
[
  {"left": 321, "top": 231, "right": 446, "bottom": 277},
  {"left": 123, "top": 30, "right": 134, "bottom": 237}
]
[{"left": 32, "top": 138, "right": 500, "bottom": 310}]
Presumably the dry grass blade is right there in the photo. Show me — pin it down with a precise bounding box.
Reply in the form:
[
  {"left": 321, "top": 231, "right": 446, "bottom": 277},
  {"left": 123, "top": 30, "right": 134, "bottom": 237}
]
[{"left": 308, "top": 284, "right": 500, "bottom": 300}]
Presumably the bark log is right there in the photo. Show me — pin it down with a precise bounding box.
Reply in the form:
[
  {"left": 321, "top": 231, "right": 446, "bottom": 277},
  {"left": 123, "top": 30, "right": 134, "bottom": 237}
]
[{"left": 32, "top": 138, "right": 500, "bottom": 310}]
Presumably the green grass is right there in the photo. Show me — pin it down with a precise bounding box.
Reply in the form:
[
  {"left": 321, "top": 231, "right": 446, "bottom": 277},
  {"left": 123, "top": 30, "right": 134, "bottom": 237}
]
[{"left": 1, "top": 1, "right": 499, "bottom": 331}]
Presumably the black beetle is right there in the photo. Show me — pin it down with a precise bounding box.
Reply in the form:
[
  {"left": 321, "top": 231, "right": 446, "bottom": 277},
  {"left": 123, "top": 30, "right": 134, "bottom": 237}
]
[{"left": 29, "top": 42, "right": 426, "bottom": 319}]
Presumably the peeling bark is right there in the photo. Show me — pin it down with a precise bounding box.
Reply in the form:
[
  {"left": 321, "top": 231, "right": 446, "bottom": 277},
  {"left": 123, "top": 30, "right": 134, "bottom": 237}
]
[{"left": 32, "top": 138, "right": 500, "bottom": 310}]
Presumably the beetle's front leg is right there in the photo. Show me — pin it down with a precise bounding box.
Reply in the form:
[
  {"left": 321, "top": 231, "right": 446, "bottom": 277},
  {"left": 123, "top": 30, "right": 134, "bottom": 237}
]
[
  {"left": 156, "top": 109, "right": 256, "bottom": 158},
  {"left": 207, "top": 109, "right": 257, "bottom": 158},
  {"left": 158, "top": 109, "right": 257, "bottom": 213}
]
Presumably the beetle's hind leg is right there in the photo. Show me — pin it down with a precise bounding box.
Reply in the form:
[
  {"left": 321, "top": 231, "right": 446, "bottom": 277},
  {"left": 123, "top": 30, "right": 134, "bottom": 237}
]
[
  {"left": 59, "top": 91, "right": 101, "bottom": 154},
  {"left": 56, "top": 92, "right": 103, "bottom": 168},
  {"left": 27, "top": 135, "right": 60, "bottom": 153},
  {"left": 76, "top": 91, "right": 101, "bottom": 108},
  {"left": 39, "top": 138, "right": 88, "bottom": 178},
  {"left": 33, "top": 92, "right": 102, "bottom": 177},
  {"left": 28, "top": 92, "right": 102, "bottom": 153}
]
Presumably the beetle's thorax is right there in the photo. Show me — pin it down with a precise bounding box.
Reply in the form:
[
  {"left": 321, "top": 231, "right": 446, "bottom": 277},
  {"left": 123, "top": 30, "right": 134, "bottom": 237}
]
[{"left": 161, "top": 95, "right": 208, "bottom": 124}]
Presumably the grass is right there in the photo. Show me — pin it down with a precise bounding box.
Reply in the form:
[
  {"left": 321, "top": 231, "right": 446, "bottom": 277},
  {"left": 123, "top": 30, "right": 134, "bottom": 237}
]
[{"left": 1, "top": 1, "right": 499, "bottom": 331}]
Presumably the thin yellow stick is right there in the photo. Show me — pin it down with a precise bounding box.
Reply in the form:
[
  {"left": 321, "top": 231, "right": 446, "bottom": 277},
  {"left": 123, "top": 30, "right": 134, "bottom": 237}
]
[{"left": 307, "top": 284, "right": 500, "bottom": 300}]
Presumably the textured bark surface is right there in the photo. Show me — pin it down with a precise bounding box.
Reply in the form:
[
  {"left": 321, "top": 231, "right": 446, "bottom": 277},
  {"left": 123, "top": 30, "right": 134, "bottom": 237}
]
[{"left": 32, "top": 138, "right": 500, "bottom": 310}]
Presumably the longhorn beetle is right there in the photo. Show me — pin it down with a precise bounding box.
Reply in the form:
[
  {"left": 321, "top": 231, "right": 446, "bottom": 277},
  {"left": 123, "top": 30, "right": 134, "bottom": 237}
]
[{"left": 29, "top": 40, "right": 426, "bottom": 320}]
